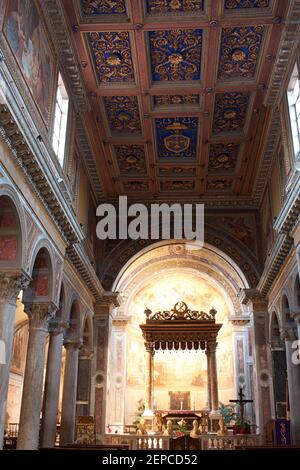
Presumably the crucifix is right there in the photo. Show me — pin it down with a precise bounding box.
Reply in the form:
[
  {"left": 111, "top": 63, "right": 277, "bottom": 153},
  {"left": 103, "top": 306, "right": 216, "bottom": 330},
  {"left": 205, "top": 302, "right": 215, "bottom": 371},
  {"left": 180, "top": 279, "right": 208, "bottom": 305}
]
[{"left": 229, "top": 388, "right": 253, "bottom": 422}]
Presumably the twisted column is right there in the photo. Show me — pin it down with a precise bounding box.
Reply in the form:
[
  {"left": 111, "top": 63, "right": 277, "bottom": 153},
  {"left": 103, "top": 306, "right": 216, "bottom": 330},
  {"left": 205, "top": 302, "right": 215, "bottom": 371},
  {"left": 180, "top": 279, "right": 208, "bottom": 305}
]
[{"left": 17, "top": 302, "right": 56, "bottom": 449}]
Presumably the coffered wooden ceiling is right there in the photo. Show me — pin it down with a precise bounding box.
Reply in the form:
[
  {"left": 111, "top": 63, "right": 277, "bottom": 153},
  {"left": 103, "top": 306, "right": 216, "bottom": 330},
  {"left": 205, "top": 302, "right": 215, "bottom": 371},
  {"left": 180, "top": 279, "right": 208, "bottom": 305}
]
[{"left": 64, "top": 0, "right": 287, "bottom": 201}]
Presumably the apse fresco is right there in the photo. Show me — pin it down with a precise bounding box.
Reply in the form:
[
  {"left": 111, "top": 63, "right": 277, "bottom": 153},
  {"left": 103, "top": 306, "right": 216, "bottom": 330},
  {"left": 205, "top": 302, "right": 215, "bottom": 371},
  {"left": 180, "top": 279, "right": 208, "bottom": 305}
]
[{"left": 124, "top": 270, "right": 234, "bottom": 423}]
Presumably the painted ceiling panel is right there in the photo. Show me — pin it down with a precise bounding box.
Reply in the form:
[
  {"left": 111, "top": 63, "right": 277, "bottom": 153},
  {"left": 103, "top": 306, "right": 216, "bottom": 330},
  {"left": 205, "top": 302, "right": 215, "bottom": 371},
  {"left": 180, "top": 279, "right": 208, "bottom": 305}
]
[
  {"left": 208, "top": 143, "right": 240, "bottom": 174},
  {"left": 114, "top": 145, "right": 147, "bottom": 175},
  {"left": 218, "top": 26, "right": 264, "bottom": 80},
  {"left": 103, "top": 96, "right": 141, "bottom": 134},
  {"left": 158, "top": 166, "right": 196, "bottom": 176},
  {"left": 155, "top": 117, "right": 199, "bottom": 159},
  {"left": 87, "top": 32, "right": 135, "bottom": 83},
  {"left": 146, "top": 0, "right": 204, "bottom": 15},
  {"left": 80, "top": 0, "right": 127, "bottom": 15},
  {"left": 123, "top": 181, "right": 149, "bottom": 192},
  {"left": 207, "top": 179, "right": 233, "bottom": 191},
  {"left": 224, "top": 0, "right": 270, "bottom": 9},
  {"left": 64, "top": 0, "right": 286, "bottom": 199},
  {"left": 160, "top": 180, "right": 195, "bottom": 191},
  {"left": 153, "top": 94, "right": 200, "bottom": 107},
  {"left": 212, "top": 92, "right": 250, "bottom": 133},
  {"left": 149, "top": 29, "right": 203, "bottom": 82}
]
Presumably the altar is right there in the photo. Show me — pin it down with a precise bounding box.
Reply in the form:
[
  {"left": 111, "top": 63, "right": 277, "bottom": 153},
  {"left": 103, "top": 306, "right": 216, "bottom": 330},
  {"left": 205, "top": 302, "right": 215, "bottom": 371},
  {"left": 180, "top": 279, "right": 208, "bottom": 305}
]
[{"left": 155, "top": 410, "right": 208, "bottom": 432}]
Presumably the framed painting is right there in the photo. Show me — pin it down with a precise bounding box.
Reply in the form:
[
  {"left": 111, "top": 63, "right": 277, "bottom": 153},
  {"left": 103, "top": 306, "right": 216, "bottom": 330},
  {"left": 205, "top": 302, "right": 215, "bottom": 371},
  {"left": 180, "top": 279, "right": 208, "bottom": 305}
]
[
  {"left": 10, "top": 322, "right": 28, "bottom": 375},
  {"left": 2, "top": 0, "right": 56, "bottom": 127}
]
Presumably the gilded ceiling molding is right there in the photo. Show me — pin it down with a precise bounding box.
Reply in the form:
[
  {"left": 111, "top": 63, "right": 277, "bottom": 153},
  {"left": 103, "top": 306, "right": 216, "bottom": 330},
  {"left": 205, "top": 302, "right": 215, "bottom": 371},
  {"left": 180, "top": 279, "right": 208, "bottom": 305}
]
[
  {"left": 41, "top": 0, "right": 90, "bottom": 113},
  {"left": 264, "top": 0, "right": 300, "bottom": 107}
]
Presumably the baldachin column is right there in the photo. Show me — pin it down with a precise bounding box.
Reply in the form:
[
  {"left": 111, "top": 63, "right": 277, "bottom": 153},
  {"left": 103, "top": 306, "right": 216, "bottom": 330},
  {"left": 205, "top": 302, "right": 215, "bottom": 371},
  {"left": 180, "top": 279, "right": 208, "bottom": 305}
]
[
  {"left": 144, "top": 342, "right": 155, "bottom": 414},
  {"left": 207, "top": 340, "right": 219, "bottom": 412}
]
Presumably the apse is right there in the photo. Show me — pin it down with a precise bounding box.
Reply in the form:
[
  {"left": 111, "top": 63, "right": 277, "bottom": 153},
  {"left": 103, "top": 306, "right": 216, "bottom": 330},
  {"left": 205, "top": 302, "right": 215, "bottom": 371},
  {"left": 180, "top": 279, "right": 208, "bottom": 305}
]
[{"left": 125, "top": 270, "right": 234, "bottom": 424}]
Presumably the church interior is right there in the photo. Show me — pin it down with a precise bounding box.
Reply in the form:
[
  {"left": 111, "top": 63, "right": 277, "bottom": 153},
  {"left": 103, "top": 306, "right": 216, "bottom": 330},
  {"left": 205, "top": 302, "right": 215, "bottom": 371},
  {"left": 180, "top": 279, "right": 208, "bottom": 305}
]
[{"left": 0, "top": 0, "right": 299, "bottom": 452}]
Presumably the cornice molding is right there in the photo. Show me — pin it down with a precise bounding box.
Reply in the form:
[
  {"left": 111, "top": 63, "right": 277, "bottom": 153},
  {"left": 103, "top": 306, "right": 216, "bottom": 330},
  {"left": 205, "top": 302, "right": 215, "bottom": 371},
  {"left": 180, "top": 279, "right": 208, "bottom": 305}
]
[
  {"left": 253, "top": 108, "right": 281, "bottom": 204},
  {"left": 273, "top": 172, "right": 300, "bottom": 234},
  {"left": 264, "top": 0, "right": 300, "bottom": 107},
  {"left": 0, "top": 104, "right": 104, "bottom": 304},
  {"left": 75, "top": 116, "right": 105, "bottom": 202},
  {"left": 40, "top": 0, "right": 90, "bottom": 114},
  {"left": 66, "top": 243, "right": 104, "bottom": 303},
  {"left": 0, "top": 103, "right": 77, "bottom": 244},
  {"left": 257, "top": 233, "right": 294, "bottom": 297}
]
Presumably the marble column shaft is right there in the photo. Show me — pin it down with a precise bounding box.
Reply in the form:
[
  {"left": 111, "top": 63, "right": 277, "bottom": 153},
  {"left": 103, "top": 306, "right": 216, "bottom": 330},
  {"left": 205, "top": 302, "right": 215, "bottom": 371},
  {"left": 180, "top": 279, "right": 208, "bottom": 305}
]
[
  {"left": 40, "top": 322, "right": 66, "bottom": 448},
  {"left": 0, "top": 273, "right": 29, "bottom": 449},
  {"left": 205, "top": 349, "right": 212, "bottom": 411},
  {"left": 60, "top": 340, "right": 81, "bottom": 445},
  {"left": 207, "top": 341, "right": 219, "bottom": 412},
  {"left": 144, "top": 343, "right": 154, "bottom": 411},
  {"left": 17, "top": 302, "right": 56, "bottom": 450}
]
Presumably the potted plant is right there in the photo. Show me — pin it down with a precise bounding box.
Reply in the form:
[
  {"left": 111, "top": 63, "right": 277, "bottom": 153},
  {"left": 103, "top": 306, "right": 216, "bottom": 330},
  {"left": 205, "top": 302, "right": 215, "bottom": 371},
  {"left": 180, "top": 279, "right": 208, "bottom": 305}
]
[
  {"left": 233, "top": 418, "right": 251, "bottom": 435},
  {"left": 219, "top": 403, "right": 237, "bottom": 427}
]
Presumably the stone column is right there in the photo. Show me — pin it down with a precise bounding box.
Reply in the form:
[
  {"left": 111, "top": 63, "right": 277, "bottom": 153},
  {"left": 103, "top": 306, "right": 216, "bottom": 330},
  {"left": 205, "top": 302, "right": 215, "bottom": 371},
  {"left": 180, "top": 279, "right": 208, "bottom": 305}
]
[
  {"left": 0, "top": 271, "right": 30, "bottom": 449},
  {"left": 92, "top": 293, "right": 122, "bottom": 435},
  {"left": 60, "top": 339, "right": 82, "bottom": 445},
  {"left": 76, "top": 346, "right": 93, "bottom": 417},
  {"left": 40, "top": 321, "right": 67, "bottom": 448},
  {"left": 205, "top": 349, "right": 212, "bottom": 411},
  {"left": 207, "top": 340, "right": 219, "bottom": 412},
  {"left": 281, "top": 328, "right": 300, "bottom": 445},
  {"left": 239, "top": 289, "right": 272, "bottom": 436},
  {"left": 17, "top": 302, "right": 56, "bottom": 450},
  {"left": 144, "top": 342, "right": 155, "bottom": 413}
]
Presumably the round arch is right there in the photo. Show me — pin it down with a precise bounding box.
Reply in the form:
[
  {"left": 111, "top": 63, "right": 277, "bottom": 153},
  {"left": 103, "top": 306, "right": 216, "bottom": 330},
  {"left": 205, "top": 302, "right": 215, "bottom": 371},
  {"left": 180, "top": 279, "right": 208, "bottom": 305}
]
[
  {"left": 0, "top": 192, "right": 25, "bottom": 270},
  {"left": 23, "top": 245, "right": 54, "bottom": 304},
  {"left": 65, "top": 297, "right": 81, "bottom": 341}
]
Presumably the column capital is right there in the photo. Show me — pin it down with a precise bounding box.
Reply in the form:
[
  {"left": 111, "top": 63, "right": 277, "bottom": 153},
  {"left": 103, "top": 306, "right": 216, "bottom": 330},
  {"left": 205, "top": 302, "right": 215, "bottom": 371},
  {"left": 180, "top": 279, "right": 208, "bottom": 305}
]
[
  {"left": 291, "top": 311, "right": 300, "bottom": 325},
  {"left": 145, "top": 342, "right": 155, "bottom": 355},
  {"left": 24, "top": 301, "right": 57, "bottom": 332},
  {"left": 96, "top": 291, "right": 123, "bottom": 309},
  {"left": 79, "top": 344, "right": 94, "bottom": 359},
  {"left": 206, "top": 339, "right": 217, "bottom": 353},
  {"left": 64, "top": 338, "right": 83, "bottom": 351},
  {"left": 280, "top": 327, "right": 298, "bottom": 342},
  {"left": 0, "top": 270, "right": 31, "bottom": 304},
  {"left": 238, "top": 288, "right": 268, "bottom": 311},
  {"left": 49, "top": 320, "right": 68, "bottom": 335}
]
